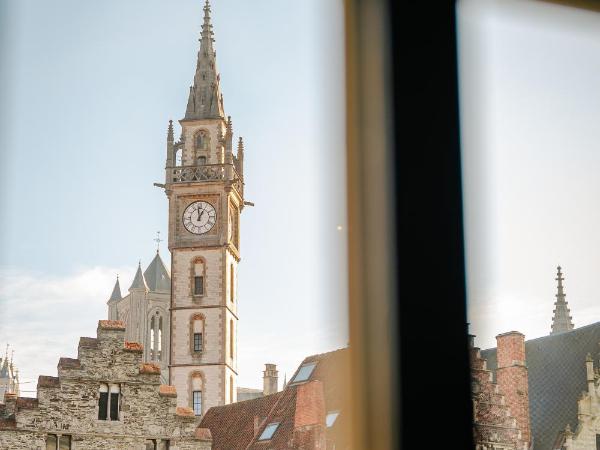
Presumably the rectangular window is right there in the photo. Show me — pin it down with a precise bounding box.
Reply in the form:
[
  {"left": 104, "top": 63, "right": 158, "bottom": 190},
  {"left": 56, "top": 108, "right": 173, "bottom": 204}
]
[
  {"left": 145, "top": 440, "right": 157, "bottom": 450},
  {"left": 110, "top": 391, "right": 119, "bottom": 420},
  {"left": 596, "top": 434, "right": 600, "bottom": 450},
  {"left": 98, "top": 391, "right": 108, "bottom": 420},
  {"left": 291, "top": 362, "right": 317, "bottom": 383},
  {"left": 159, "top": 440, "right": 170, "bottom": 450},
  {"left": 99, "top": 383, "right": 120, "bottom": 421},
  {"left": 46, "top": 435, "right": 57, "bottom": 450},
  {"left": 194, "top": 276, "right": 204, "bottom": 296},
  {"left": 258, "top": 422, "right": 280, "bottom": 441},
  {"left": 58, "top": 435, "right": 71, "bottom": 450},
  {"left": 193, "top": 390, "right": 202, "bottom": 416},
  {"left": 194, "top": 332, "right": 203, "bottom": 352}
]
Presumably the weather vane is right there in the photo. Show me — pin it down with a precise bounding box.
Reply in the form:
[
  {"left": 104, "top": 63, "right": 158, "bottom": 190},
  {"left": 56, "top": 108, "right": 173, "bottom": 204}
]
[{"left": 154, "top": 231, "right": 163, "bottom": 253}]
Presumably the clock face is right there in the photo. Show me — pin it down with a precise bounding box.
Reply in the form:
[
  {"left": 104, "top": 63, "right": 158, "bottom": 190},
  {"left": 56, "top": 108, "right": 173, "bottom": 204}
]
[{"left": 183, "top": 201, "right": 217, "bottom": 235}]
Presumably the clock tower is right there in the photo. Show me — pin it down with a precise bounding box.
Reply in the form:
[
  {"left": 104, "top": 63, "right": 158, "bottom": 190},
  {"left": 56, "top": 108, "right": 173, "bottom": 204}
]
[{"left": 161, "top": 0, "right": 244, "bottom": 415}]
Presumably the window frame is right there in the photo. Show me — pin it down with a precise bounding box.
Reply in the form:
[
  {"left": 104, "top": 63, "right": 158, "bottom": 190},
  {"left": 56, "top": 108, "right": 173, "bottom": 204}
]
[
  {"left": 257, "top": 422, "right": 280, "bottom": 441},
  {"left": 192, "top": 389, "right": 202, "bottom": 416}
]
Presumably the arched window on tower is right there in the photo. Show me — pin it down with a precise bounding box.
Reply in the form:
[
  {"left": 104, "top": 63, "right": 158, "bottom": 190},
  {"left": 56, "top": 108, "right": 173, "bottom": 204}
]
[
  {"left": 175, "top": 148, "right": 183, "bottom": 166},
  {"left": 192, "top": 258, "right": 206, "bottom": 298},
  {"left": 150, "top": 316, "right": 155, "bottom": 361},
  {"left": 158, "top": 316, "right": 163, "bottom": 362},
  {"left": 192, "top": 315, "right": 204, "bottom": 354},
  {"left": 191, "top": 374, "right": 203, "bottom": 416},
  {"left": 230, "top": 264, "right": 235, "bottom": 303},
  {"left": 195, "top": 130, "right": 210, "bottom": 150},
  {"left": 230, "top": 319, "right": 234, "bottom": 360}
]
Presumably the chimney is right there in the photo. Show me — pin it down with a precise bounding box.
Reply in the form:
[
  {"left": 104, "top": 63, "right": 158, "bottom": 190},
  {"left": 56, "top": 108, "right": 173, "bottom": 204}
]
[
  {"left": 263, "top": 363, "right": 279, "bottom": 395},
  {"left": 496, "top": 331, "right": 530, "bottom": 448},
  {"left": 293, "top": 380, "right": 326, "bottom": 449}
]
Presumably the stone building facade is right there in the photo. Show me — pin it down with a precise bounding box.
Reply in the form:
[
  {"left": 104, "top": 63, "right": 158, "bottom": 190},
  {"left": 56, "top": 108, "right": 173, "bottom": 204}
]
[
  {"left": 107, "top": 252, "right": 171, "bottom": 384},
  {"left": 0, "top": 320, "right": 211, "bottom": 450},
  {"left": 552, "top": 354, "right": 600, "bottom": 450}
]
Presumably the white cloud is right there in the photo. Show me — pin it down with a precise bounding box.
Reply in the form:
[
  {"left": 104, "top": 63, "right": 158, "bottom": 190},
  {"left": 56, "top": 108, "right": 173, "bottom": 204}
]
[{"left": 0, "top": 266, "right": 134, "bottom": 396}]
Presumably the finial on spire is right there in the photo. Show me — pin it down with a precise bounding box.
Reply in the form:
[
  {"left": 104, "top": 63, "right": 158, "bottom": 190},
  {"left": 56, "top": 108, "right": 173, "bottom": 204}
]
[
  {"left": 154, "top": 231, "right": 163, "bottom": 253},
  {"left": 550, "top": 265, "right": 575, "bottom": 335},
  {"left": 167, "top": 120, "right": 174, "bottom": 142},
  {"left": 184, "top": 0, "right": 224, "bottom": 119}
]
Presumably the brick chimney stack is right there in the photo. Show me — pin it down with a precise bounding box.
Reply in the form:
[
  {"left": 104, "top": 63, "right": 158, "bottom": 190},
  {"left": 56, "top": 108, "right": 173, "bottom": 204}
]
[
  {"left": 496, "top": 331, "right": 531, "bottom": 448},
  {"left": 263, "top": 363, "right": 279, "bottom": 395},
  {"left": 293, "top": 380, "right": 326, "bottom": 449}
]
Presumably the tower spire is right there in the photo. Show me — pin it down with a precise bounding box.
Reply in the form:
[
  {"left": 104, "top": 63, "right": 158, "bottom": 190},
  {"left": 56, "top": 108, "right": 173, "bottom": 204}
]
[
  {"left": 185, "top": 0, "right": 225, "bottom": 120},
  {"left": 550, "top": 265, "right": 574, "bottom": 335}
]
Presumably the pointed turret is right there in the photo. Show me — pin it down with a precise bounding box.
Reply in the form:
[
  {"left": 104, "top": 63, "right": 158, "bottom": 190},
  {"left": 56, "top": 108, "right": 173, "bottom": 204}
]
[
  {"left": 129, "top": 262, "right": 149, "bottom": 292},
  {"left": 184, "top": 0, "right": 225, "bottom": 120},
  {"left": 108, "top": 276, "right": 122, "bottom": 302},
  {"left": 550, "top": 266, "right": 574, "bottom": 335},
  {"left": 144, "top": 251, "right": 171, "bottom": 293}
]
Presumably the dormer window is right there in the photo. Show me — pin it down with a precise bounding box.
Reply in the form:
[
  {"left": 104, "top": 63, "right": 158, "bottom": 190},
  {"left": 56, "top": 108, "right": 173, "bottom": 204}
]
[
  {"left": 258, "top": 422, "right": 280, "bottom": 441},
  {"left": 290, "top": 362, "right": 317, "bottom": 384}
]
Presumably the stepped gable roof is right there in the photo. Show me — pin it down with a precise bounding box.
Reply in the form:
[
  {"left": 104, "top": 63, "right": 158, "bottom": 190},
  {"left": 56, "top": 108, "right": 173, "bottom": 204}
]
[
  {"left": 199, "top": 348, "right": 350, "bottom": 450},
  {"left": 144, "top": 252, "right": 171, "bottom": 293},
  {"left": 481, "top": 321, "right": 600, "bottom": 450}
]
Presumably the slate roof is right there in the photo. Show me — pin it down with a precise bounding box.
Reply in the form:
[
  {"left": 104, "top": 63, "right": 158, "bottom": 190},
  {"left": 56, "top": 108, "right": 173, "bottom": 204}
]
[
  {"left": 129, "top": 263, "right": 149, "bottom": 291},
  {"left": 108, "top": 277, "right": 122, "bottom": 302},
  {"left": 200, "top": 348, "right": 350, "bottom": 450},
  {"left": 143, "top": 252, "right": 171, "bottom": 293},
  {"left": 481, "top": 322, "right": 600, "bottom": 450}
]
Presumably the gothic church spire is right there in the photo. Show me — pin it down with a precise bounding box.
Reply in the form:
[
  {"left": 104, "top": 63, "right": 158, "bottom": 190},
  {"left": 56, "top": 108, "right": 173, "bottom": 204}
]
[
  {"left": 185, "top": 0, "right": 225, "bottom": 120},
  {"left": 550, "top": 265, "right": 574, "bottom": 335},
  {"left": 109, "top": 276, "right": 122, "bottom": 302}
]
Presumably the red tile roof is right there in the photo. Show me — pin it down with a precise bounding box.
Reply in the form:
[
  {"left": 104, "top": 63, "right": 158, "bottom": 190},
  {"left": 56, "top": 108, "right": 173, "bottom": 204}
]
[
  {"left": 159, "top": 385, "right": 177, "bottom": 398},
  {"left": 139, "top": 363, "right": 161, "bottom": 375},
  {"left": 98, "top": 320, "right": 126, "bottom": 330},
  {"left": 200, "top": 347, "right": 350, "bottom": 450},
  {"left": 124, "top": 341, "right": 144, "bottom": 352}
]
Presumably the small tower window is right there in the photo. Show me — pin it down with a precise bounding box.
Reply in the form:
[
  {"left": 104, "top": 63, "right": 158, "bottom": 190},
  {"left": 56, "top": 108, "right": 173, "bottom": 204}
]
[
  {"left": 197, "top": 156, "right": 207, "bottom": 166},
  {"left": 175, "top": 149, "right": 183, "bottom": 166},
  {"left": 193, "top": 390, "right": 202, "bottom": 416},
  {"left": 194, "top": 333, "right": 203, "bottom": 352},
  {"left": 230, "top": 264, "right": 235, "bottom": 303},
  {"left": 230, "top": 319, "right": 234, "bottom": 360},
  {"left": 150, "top": 316, "right": 155, "bottom": 360},
  {"left": 158, "top": 316, "right": 163, "bottom": 362},
  {"left": 194, "top": 276, "right": 204, "bottom": 296}
]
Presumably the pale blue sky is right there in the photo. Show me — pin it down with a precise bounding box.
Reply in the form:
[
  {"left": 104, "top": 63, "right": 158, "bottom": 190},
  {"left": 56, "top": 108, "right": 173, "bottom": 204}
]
[
  {"left": 0, "top": 0, "right": 347, "bottom": 391},
  {"left": 459, "top": 0, "right": 600, "bottom": 349}
]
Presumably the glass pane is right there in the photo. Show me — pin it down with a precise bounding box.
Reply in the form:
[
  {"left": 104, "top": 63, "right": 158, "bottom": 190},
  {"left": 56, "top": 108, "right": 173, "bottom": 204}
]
[
  {"left": 258, "top": 422, "right": 279, "bottom": 441},
  {"left": 110, "top": 393, "right": 119, "bottom": 420},
  {"left": 58, "top": 435, "right": 71, "bottom": 450},
  {"left": 459, "top": 2, "right": 600, "bottom": 450},
  {"left": 326, "top": 411, "right": 340, "bottom": 428},
  {"left": 98, "top": 392, "right": 108, "bottom": 420},
  {"left": 46, "top": 435, "right": 57, "bottom": 450},
  {"left": 193, "top": 390, "right": 202, "bottom": 416},
  {"left": 291, "top": 362, "right": 317, "bottom": 383}
]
